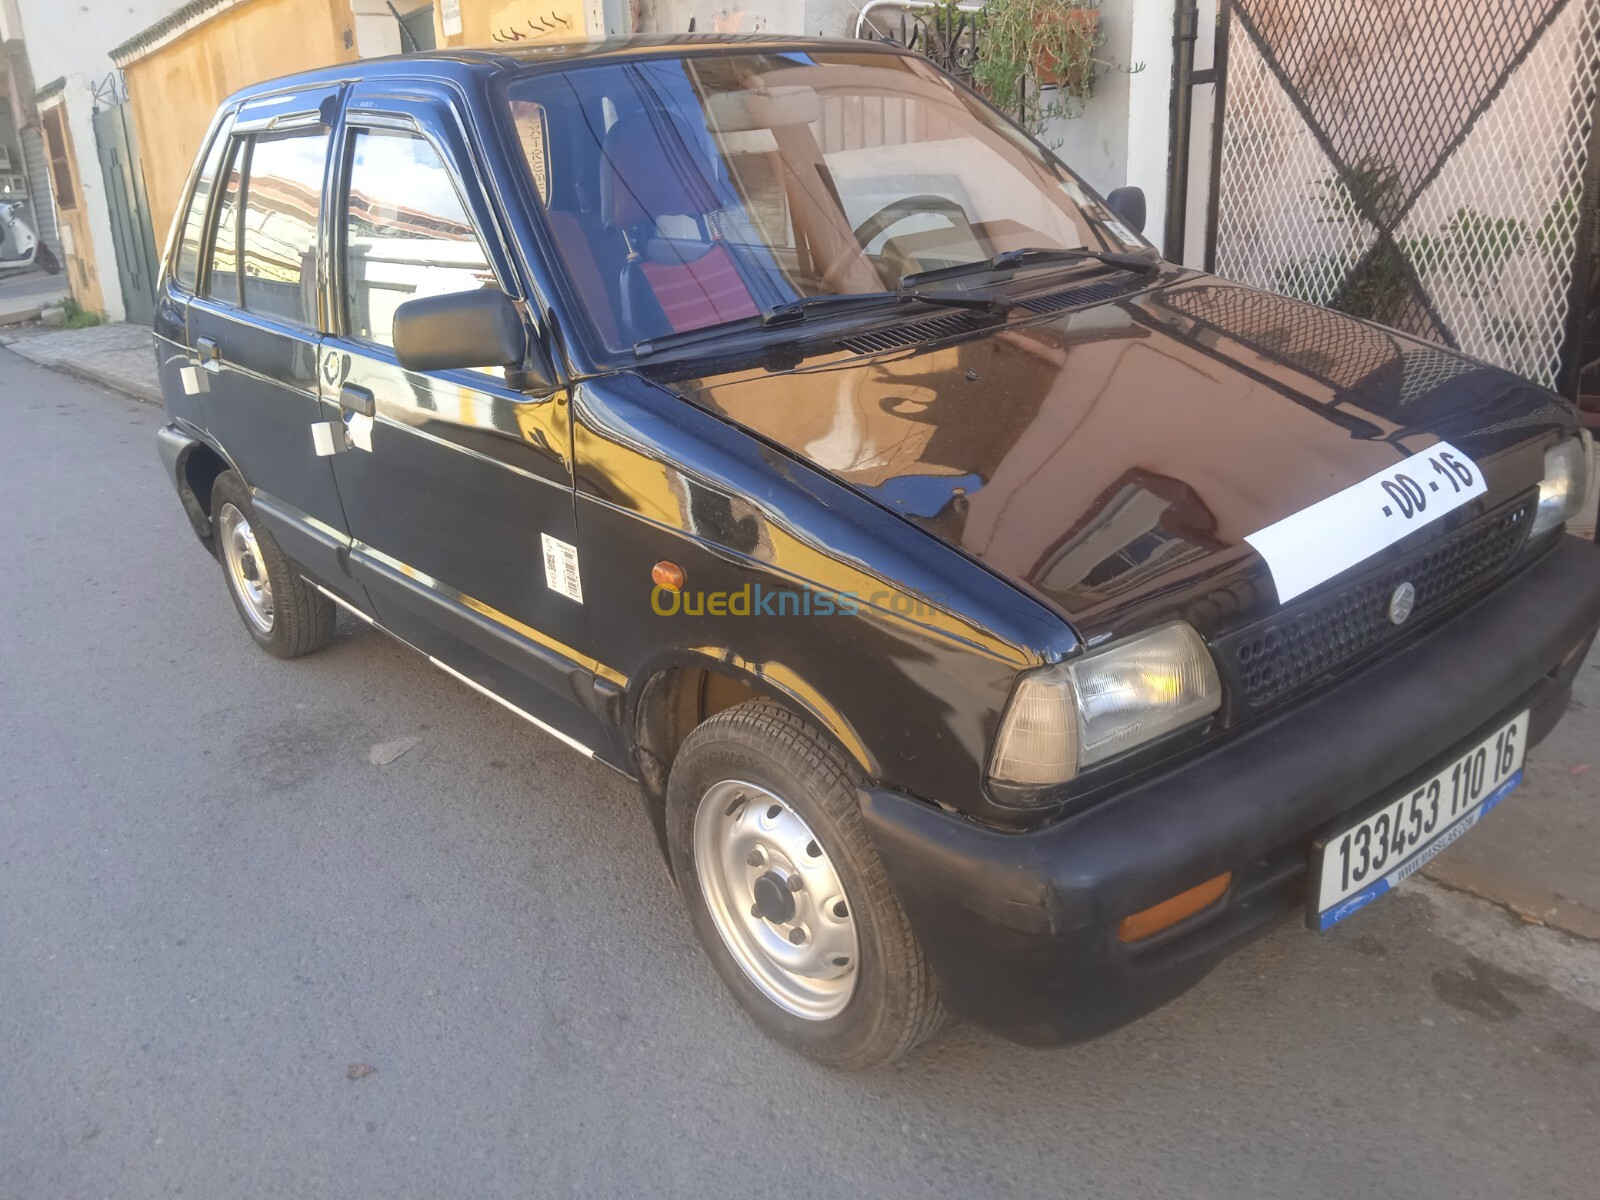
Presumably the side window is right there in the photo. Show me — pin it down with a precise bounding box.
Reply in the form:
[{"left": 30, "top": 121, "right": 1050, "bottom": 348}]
[
  {"left": 174, "top": 131, "right": 228, "bottom": 291},
  {"left": 206, "top": 140, "right": 245, "bottom": 304},
  {"left": 240, "top": 129, "right": 330, "bottom": 328},
  {"left": 342, "top": 127, "right": 495, "bottom": 348}
]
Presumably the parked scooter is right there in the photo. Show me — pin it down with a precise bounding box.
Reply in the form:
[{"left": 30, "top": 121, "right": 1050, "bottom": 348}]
[{"left": 0, "top": 200, "right": 61, "bottom": 275}]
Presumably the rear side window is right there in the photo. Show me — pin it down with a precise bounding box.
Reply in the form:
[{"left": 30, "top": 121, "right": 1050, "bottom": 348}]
[
  {"left": 174, "top": 132, "right": 228, "bottom": 291},
  {"left": 240, "top": 130, "right": 330, "bottom": 328},
  {"left": 342, "top": 127, "right": 494, "bottom": 347},
  {"left": 205, "top": 143, "right": 245, "bottom": 304}
]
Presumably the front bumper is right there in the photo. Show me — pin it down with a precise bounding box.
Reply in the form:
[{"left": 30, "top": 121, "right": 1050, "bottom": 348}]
[{"left": 861, "top": 534, "right": 1600, "bottom": 1046}]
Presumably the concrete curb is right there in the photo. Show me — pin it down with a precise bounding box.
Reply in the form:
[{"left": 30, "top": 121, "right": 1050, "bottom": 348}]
[
  {"left": 1423, "top": 857, "right": 1600, "bottom": 943},
  {"left": 0, "top": 333, "right": 164, "bottom": 407}
]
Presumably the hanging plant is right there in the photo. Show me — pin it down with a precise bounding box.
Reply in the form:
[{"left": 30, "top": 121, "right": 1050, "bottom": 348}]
[{"left": 971, "top": 0, "right": 1140, "bottom": 135}]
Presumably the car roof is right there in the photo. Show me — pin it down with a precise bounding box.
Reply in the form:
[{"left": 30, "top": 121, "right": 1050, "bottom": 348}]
[{"left": 223, "top": 34, "right": 901, "bottom": 106}]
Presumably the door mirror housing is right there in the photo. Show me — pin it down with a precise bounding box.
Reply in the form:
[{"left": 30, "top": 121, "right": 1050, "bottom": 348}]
[
  {"left": 1105, "top": 186, "right": 1147, "bottom": 235},
  {"left": 392, "top": 288, "right": 528, "bottom": 374}
]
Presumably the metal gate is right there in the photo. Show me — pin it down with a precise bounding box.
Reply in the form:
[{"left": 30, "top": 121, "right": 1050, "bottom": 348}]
[
  {"left": 1208, "top": 0, "right": 1600, "bottom": 395},
  {"left": 91, "top": 76, "right": 158, "bottom": 325}
]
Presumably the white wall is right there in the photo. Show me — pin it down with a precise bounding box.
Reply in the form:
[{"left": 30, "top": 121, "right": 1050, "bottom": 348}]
[
  {"left": 12, "top": 0, "right": 179, "bottom": 321},
  {"left": 0, "top": 0, "right": 23, "bottom": 43},
  {"left": 13, "top": 0, "right": 174, "bottom": 88},
  {"left": 1040, "top": 4, "right": 1133, "bottom": 202},
  {"left": 1030, "top": 2, "right": 1175, "bottom": 253},
  {"left": 632, "top": 0, "right": 805, "bottom": 35},
  {"left": 1124, "top": 0, "right": 1173, "bottom": 247}
]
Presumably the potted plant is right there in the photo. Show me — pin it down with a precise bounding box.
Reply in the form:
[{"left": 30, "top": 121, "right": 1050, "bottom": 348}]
[{"left": 972, "top": 0, "right": 1135, "bottom": 134}]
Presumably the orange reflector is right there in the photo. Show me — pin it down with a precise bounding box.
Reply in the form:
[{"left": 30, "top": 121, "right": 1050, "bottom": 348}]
[
  {"left": 652, "top": 560, "right": 685, "bottom": 591},
  {"left": 1117, "top": 872, "right": 1232, "bottom": 943}
]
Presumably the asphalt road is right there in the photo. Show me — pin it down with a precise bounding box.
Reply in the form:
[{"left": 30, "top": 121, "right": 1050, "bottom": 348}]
[{"left": 3, "top": 347, "right": 1599, "bottom": 1199}]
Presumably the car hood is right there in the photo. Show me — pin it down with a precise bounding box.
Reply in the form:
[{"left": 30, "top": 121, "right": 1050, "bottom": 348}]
[{"left": 669, "top": 275, "right": 1572, "bottom": 638}]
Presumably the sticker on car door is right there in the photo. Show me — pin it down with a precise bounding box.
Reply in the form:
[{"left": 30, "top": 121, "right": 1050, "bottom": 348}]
[
  {"left": 1245, "top": 442, "right": 1486, "bottom": 603},
  {"left": 541, "top": 533, "right": 583, "bottom": 603}
]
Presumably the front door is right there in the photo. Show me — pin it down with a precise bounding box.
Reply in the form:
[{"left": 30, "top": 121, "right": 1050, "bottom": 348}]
[{"left": 318, "top": 92, "right": 606, "bottom": 753}]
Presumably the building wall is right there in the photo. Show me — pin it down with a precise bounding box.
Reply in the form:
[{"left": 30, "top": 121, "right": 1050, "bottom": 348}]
[
  {"left": 432, "top": 0, "right": 595, "bottom": 46},
  {"left": 123, "top": 0, "right": 356, "bottom": 253},
  {"left": 13, "top": 0, "right": 171, "bottom": 85},
  {"left": 119, "top": 0, "right": 1189, "bottom": 285},
  {"left": 38, "top": 92, "right": 106, "bottom": 311},
  {"left": 11, "top": 0, "right": 174, "bottom": 319}
]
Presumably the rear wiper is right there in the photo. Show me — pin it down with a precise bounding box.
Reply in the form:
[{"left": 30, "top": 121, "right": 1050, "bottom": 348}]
[
  {"left": 634, "top": 288, "right": 1010, "bottom": 357},
  {"left": 900, "top": 244, "right": 1160, "bottom": 289}
]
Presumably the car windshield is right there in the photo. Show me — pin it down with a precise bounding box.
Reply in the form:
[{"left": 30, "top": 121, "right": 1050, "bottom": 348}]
[{"left": 503, "top": 48, "right": 1140, "bottom": 353}]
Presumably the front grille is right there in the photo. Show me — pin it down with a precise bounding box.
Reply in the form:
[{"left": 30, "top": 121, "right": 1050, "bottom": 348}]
[{"left": 1217, "top": 493, "right": 1536, "bottom": 711}]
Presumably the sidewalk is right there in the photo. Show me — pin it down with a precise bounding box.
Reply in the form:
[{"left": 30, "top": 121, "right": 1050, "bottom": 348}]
[
  {"left": 0, "top": 267, "right": 69, "bottom": 325},
  {"left": 2, "top": 318, "right": 1597, "bottom": 941},
  {"left": 1423, "top": 636, "right": 1600, "bottom": 939},
  {"left": 0, "top": 321, "right": 161, "bottom": 405}
]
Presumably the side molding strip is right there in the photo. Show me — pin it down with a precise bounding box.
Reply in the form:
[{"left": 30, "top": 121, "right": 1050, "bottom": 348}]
[
  {"left": 312, "top": 583, "right": 375, "bottom": 624},
  {"left": 309, "top": 579, "right": 596, "bottom": 760},
  {"left": 427, "top": 656, "right": 595, "bottom": 758}
]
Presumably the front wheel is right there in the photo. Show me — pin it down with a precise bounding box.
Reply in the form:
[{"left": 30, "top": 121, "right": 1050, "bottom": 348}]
[
  {"left": 667, "top": 700, "right": 943, "bottom": 1068},
  {"left": 33, "top": 245, "right": 59, "bottom": 275}
]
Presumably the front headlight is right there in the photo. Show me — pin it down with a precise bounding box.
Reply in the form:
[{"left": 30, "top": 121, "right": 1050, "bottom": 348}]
[
  {"left": 990, "top": 621, "right": 1222, "bottom": 791},
  {"left": 1530, "top": 433, "right": 1592, "bottom": 540}
]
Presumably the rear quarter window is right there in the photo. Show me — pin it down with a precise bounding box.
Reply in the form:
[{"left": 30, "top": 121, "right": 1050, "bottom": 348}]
[{"left": 174, "top": 132, "right": 228, "bottom": 292}]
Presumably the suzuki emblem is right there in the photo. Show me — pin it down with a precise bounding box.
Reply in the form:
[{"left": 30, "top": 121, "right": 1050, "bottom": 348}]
[{"left": 1388, "top": 581, "right": 1417, "bottom": 625}]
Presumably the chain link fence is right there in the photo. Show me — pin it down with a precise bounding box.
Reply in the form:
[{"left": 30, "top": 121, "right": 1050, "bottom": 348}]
[{"left": 1213, "top": 0, "right": 1600, "bottom": 390}]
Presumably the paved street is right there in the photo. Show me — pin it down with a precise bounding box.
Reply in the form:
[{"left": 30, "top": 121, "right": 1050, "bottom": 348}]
[{"left": 3, "top": 345, "right": 1599, "bottom": 1199}]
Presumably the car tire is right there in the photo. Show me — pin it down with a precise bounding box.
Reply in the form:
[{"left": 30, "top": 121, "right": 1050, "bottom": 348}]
[
  {"left": 667, "top": 699, "right": 943, "bottom": 1069},
  {"left": 210, "top": 470, "right": 335, "bottom": 659}
]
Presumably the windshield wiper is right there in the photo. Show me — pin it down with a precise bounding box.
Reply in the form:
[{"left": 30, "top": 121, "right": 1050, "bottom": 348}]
[
  {"left": 634, "top": 288, "right": 1010, "bottom": 357},
  {"left": 900, "top": 244, "right": 1160, "bottom": 289},
  {"left": 761, "top": 287, "right": 1011, "bottom": 326}
]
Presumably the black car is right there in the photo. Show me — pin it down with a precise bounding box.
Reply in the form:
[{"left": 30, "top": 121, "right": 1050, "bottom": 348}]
[{"left": 154, "top": 36, "right": 1600, "bottom": 1068}]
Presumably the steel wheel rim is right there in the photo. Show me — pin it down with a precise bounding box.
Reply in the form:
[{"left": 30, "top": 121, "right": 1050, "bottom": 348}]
[
  {"left": 218, "top": 502, "right": 274, "bottom": 634},
  {"left": 693, "top": 779, "right": 860, "bottom": 1021}
]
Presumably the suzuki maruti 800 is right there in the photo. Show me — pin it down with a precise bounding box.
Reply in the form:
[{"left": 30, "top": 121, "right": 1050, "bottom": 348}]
[{"left": 154, "top": 37, "right": 1600, "bottom": 1067}]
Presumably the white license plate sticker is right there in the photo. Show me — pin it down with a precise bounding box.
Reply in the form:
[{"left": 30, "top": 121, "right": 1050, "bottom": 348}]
[
  {"left": 1311, "top": 712, "right": 1527, "bottom": 931},
  {"left": 1246, "top": 442, "right": 1487, "bottom": 603}
]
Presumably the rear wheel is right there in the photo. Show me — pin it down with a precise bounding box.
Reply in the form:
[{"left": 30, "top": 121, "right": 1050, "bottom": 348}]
[
  {"left": 667, "top": 699, "right": 942, "bottom": 1068},
  {"left": 211, "top": 471, "right": 334, "bottom": 659},
  {"left": 33, "top": 245, "right": 59, "bottom": 275}
]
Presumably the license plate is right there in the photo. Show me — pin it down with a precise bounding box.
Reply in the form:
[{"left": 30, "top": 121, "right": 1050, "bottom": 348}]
[{"left": 1310, "top": 712, "right": 1527, "bottom": 931}]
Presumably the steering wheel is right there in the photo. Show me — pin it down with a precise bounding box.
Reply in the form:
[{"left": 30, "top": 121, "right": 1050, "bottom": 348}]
[
  {"left": 820, "top": 194, "right": 974, "bottom": 286},
  {"left": 851, "top": 194, "right": 972, "bottom": 249}
]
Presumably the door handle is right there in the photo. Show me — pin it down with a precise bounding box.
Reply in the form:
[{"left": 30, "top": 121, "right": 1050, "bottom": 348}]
[
  {"left": 339, "top": 384, "right": 375, "bottom": 418},
  {"left": 195, "top": 336, "right": 221, "bottom": 372}
]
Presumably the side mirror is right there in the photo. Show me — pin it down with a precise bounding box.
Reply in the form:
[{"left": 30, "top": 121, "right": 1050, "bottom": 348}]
[
  {"left": 1105, "top": 186, "right": 1147, "bottom": 235},
  {"left": 393, "top": 288, "right": 528, "bottom": 374}
]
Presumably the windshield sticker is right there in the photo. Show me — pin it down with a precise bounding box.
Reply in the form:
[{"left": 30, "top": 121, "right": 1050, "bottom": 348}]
[
  {"left": 512, "top": 100, "right": 551, "bottom": 205},
  {"left": 1101, "top": 217, "right": 1139, "bottom": 246},
  {"left": 1245, "top": 442, "right": 1487, "bottom": 603},
  {"left": 541, "top": 533, "right": 583, "bottom": 603}
]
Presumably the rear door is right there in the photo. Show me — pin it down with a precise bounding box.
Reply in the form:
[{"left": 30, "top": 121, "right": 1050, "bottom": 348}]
[
  {"left": 154, "top": 113, "right": 229, "bottom": 430},
  {"left": 185, "top": 88, "right": 366, "bottom": 608},
  {"left": 318, "top": 85, "right": 608, "bottom": 753}
]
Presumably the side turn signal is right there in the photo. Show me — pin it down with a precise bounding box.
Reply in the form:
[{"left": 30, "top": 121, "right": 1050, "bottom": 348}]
[
  {"left": 1117, "top": 872, "right": 1232, "bottom": 943},
  {"left": 652, "top": 560, "right": 686, "bottom": 591}
]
